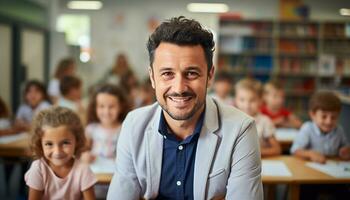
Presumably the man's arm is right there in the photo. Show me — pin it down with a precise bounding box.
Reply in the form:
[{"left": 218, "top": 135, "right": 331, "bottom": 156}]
[
  {"left": 107, "top": 115, "right": 142, "bottom": 200},
  {"left": 226, "top": 119, "right": 263, "bottom": 200}
]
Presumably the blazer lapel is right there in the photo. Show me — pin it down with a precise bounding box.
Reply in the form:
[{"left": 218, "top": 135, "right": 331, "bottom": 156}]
[
  {"left": 145, "top": 106, "right": 164, "bottom": 198},
  {"left": 194, "top": 97, "right": 220, "bottom": 200}
]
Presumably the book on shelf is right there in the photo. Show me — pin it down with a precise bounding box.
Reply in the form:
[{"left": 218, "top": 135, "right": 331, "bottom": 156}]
[{"left": 318, "top": 54, "right": 336, "bottom": 76}]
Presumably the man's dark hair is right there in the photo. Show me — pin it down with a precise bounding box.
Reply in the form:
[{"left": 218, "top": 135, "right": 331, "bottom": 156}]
[{"left": 147, "top": 16, "right": 215, "bottom": 71}]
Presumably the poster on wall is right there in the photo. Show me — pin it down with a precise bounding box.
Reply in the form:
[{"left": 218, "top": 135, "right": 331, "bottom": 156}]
[{"left": 279, "top": 0, "right": 309, "bottom": 20}]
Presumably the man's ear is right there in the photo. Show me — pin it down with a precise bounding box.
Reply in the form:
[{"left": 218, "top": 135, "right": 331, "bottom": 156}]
[
  {"left": 148, "top": 67, "right": 155, "bottom": 89},
  {"left": 207, "top": 66, "right": 215, "bottom": 88}
]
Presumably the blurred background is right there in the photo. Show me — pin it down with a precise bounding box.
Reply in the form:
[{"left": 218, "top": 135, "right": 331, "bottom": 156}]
[{"left": 1, "top": 0, "right": 350, "bottom": 116}]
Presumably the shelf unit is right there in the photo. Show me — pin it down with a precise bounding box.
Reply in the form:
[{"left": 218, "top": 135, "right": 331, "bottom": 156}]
[{"left": 218, "top": 18, "right": 350, "bottom": 119}]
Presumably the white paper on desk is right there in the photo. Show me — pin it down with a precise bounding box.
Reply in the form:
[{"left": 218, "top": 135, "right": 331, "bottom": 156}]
[
  {"left": 90, "top": 157, "right": 115, "bottom": 174},
  {"left": 0, "top": 132, "right": 28, "bottom": 144},
  {"left": 262, "top": 160, "right": 292, "bottom": 177},
  {"left": 275, "top": 128, "right": 298, "bottom": 141},
  {"left": 306, "top": 161, "right": 350, "bottom": 178}
]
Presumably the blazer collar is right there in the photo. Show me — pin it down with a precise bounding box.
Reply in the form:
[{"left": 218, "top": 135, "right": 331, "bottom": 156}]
[{"left": 194, "top": 97, "right": 220, "bottom": 199}]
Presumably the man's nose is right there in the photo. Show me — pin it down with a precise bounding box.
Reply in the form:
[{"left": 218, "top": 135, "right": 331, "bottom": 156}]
[{"left": 173, "top": 75, "right": 187, "bottom": 93}]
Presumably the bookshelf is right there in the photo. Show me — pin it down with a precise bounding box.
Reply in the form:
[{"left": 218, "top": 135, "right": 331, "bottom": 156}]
[{"left": 218, "top": 18, "right": 350, "bottom": 119}]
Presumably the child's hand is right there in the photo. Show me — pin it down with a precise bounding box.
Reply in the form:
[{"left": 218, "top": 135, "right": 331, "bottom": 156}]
[
  {"left": 309, "top": 151, "right": 326, "bottom": 164},
  {"left": 339, "top": 146, "right": 350, "bottom": 160},
  {"left": 272, "top": 117, "right": 285, "bottom": 127}
]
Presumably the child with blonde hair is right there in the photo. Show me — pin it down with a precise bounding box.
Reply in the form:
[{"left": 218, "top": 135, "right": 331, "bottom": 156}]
[
  {"left": 25, "top": 106, "right": 96, "bottom": 200},
  {"left": 235, "top": 78, "right": 281, "bottom": 157},
  {"left": 261, "top": 80, "right": 302, "bottom": 128}
]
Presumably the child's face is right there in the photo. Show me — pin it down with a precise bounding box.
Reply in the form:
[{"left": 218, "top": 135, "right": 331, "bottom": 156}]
[
  {"left": 41, "top": 125, "right": 76, "bottom": 167},
  {"left": 310, "top": 109, "right": 339, "bottom": 133},
  {"left": 214, "top": 80, "right": 231, "bottom": 98},
  {"left": 68, "top": 86, "right": 82, "bottom": 101},
  {"left": 264, "top": 88, "right": 285, "bottom": 109},
  {"left": 96, "top": 93, "right": 120, "bottom": 127},
  {"left": 235, "top": 89, "right": 261, "bottom": 116},
  {"left": 26, "top": 86, "right": 44, "bottom": 107}
]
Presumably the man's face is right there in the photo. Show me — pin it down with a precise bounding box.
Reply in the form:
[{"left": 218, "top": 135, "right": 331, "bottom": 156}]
[
  {"left": 149, "top": 42, "right": 214, "bottom": 121},
  {"left": 310, "top": 109, "right": 339, "bottom": 133}
]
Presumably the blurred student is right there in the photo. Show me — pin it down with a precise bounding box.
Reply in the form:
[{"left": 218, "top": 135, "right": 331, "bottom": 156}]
[
  {"left": 100, "top": 53, "right": 135, "bottom": 87},
  {"left": 291, "top": 91, "right": 350, "bottom": 163},
  {"left": 81, "top": 84, "right": 130, "bottom": 163},
  {"left": 15, "top": 80, "right": 51, "bottom": 131},
  {"left": 0, "top": 97, "right": 20, "bottom": 136},
  {"left": 211, "top": 71, "right": 234, "bottom": 106},
  {"left": 235, "top": 78, "right": 281, "bottom": 157},
  {"left": 57, "top": 75, "right": 84, "bottom": 115},
  {"left": 48, "top": 58, "right": 76, "bottom": 103},
  {"left": 25, "top": 106, "right": 97, "bottom": 200},
  {"left": 131, "top": 79, "right": 155, "bottom": 108},
  {"left": 82, "top": 84, "right": 130, "bottom": 198},
  {"left": 261, "top": 80, "right": 302, "bottom": 128}
]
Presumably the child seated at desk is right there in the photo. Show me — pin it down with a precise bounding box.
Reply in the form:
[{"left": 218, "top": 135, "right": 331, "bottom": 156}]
[
  {"left": 261, "top": 80, "right": 302, "bottom": 129},
  {"left": 25, "top": 106, "right": 97, "bottom": 200},
  {"left": 57, "top": 75, "right": 85, "bottom": 121},
  {"left": 0, "top": 97, "right": 20, "bottom": 136},
  {"left": 210, "top": 71, "right": 234, "bottom": 106},
  {"left": 291, "top": 91, "right": 350, "bottom": 163},
  {"left": 15, "top": 80, "right": 51, "bottom": 131},
  {"left": 235, "top": 78, "right": 281, "bottom": 157},
  {"left": 81, "top": 84, "right": 129, "bottom": 163}
]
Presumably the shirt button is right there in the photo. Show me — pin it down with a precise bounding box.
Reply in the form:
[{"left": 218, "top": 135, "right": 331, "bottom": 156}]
[
  {"left": 178, "top": 145, "right": 183, "bottom": 150},
  {"left": 163, "top": 135, "right": 167, "bottom": 139},
  {"left": 176, "top": 181, "right": 181, "bottom": 186}
]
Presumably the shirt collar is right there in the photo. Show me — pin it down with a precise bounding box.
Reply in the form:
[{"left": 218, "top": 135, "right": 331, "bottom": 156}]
[{"left": 158, "top": 108, "right": 205, "bottom": 143}]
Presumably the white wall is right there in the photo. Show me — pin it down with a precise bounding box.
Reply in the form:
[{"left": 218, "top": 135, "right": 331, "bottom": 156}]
[{"left": 49, "top": 0, "right": 350, "bottom": 89}]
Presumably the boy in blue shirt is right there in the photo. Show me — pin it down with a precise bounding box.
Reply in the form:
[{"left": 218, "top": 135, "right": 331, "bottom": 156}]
[{"left": 291, "top": 91, "right": 350, "bottom": 163}]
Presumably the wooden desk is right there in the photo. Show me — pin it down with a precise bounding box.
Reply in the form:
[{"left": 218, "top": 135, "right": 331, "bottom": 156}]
[
  {"left": 87, "top": 156, "right": 350, "bottom": 199},
  {"left": 263, "top": 156, "right": 350, "bottom": 200},
  {"left": 275, "top": 128, "right": 298, "bottom": 153},
  {"left": 95, "top": 173, "right": 113, "bottom": 184},
  {"left": 0, "top": 134, "right": 31, "bottom": 157}
]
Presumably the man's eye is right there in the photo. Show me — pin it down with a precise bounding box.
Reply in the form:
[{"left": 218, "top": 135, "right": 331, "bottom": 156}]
[
  {"left": 186, "top": 71, "right": 199, "bottom": 79},
  {"left": 161, "top": 71, "right": 174, "bottom": 79}
]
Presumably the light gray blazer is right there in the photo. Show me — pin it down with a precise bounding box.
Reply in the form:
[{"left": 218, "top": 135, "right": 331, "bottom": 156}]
[{"left": 107, "top": 97, "right": 263, "bottom": 200}]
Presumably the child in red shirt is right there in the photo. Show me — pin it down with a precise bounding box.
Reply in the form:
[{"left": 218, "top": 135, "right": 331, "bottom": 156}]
[{"left": 261, "top": 80, "right": 302, "bottom": 128}]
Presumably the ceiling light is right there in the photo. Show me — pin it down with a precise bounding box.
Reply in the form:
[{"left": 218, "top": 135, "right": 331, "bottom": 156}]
[
  {"left": 187, "top": 3, "right": 229, "bottom": 13},
  {"left": 340, "top": 8, "right": 350, "bottom": 16},
  {"left": 67, "top": 1, "right": 103, "bottom": 10}
]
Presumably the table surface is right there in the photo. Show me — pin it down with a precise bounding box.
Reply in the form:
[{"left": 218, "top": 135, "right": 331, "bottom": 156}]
[
  {"left": 0, "top": 133, "right": 31, "bottom": 157},
  {"left": 262, "top": 156, "right": 350, "bottom": 184}
]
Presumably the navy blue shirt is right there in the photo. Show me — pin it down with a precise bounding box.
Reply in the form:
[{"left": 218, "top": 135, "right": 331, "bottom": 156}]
[{"left": 156, "top": 110, "right": 205, "bottom": 200}]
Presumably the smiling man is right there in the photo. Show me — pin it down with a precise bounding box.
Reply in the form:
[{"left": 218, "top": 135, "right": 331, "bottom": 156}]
[{"left": 107, "top": 16, "right": 263, "bottom": 200}]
